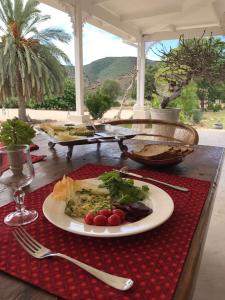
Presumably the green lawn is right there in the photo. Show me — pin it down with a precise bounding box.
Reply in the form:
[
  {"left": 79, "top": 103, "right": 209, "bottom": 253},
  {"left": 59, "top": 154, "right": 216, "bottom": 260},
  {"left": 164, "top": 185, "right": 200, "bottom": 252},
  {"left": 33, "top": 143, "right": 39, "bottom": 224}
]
[{"left": 199, "top": 110, "right": 225, "bottom": 128}]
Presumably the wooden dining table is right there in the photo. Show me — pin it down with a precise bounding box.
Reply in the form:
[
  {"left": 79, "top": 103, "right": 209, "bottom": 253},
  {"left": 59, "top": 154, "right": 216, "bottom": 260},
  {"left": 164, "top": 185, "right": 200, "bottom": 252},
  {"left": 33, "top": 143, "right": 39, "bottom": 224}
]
[{"left": 0, "top": 132, "right": 224, "bottom": 300}]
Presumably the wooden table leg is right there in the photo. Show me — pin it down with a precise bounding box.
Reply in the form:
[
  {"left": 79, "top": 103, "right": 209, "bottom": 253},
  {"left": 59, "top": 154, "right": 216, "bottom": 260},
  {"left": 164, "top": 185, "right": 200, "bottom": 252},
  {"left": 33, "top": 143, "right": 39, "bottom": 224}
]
[
  {"left": 118, "top": 139, "right": 128, "bottom": 152},
  {"left": 48, "top": 142, "right": 56, "bottom": 149},
  {"left": 97, "top": 141, "right": 101, "bottom": 150},
  {"left": 67, "top": 145, "right": 74, "bottom": 160}
]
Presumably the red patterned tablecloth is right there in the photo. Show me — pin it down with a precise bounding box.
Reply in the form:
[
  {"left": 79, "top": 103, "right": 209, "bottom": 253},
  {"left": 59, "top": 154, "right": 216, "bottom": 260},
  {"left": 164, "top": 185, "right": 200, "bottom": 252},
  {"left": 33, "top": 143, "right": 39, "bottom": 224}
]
[
  {"left": 0, "top": 154, "right": 45, "bottom": 173},
  {"left": 0, "top": 143, "right": 44, "bottom": 173},
  {"left": 0, "top": 164, "right": 211, "bottom": 300}
]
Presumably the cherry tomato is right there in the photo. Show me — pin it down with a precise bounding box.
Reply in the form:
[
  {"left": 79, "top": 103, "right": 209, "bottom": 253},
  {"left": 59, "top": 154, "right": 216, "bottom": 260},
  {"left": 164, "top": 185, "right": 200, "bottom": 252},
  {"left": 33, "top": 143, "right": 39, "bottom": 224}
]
[
  {"left": 107, "top": 214, "right": 121, "bottom": 226},
  {"left": 84, "top": 212, "right": 95, "bottom": 225},
  {"left": 98, "top": 209, "right": 112, "bottom": 218},
  {"left": 112, "top": 209, "right": 126, "bottom": 221},
  {"left": 93, "top": 215, "right": 107, "bottom": 226}
]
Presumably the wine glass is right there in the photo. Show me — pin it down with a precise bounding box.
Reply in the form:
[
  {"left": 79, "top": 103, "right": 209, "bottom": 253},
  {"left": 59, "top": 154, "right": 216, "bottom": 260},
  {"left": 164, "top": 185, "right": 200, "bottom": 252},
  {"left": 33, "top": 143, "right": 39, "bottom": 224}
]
[{"left": 0, "top": 145, "right": 38, "bottom": 226}]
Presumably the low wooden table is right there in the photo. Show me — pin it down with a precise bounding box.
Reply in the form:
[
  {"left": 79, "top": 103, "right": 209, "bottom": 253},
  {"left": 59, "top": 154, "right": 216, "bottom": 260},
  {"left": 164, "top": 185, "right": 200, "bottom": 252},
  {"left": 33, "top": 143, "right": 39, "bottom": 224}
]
[
  {"left": 42, "top": 124, "right": 136, "bottom": 160},
  {"left": 0, "top": 133, "right": 224, "bottom": 300}
]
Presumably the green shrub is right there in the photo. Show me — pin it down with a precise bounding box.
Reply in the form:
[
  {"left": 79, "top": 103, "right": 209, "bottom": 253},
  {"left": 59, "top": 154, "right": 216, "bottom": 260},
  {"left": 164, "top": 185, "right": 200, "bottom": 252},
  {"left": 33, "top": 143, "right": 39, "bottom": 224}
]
[
  {"left": 192, "top": 109, "right": 203, "bottom": 123},
  {"left": 100, "top": 79, "right": 121, "bottom": 101},
  {"left": 207, "top": 103, "right": 214, "bottom": 111},
  {"left": 178, "top": 110, "right": 189, "bottom": 123},
  {"left": 207, "top": 103, "right": 222, "bottom": 112},
  {"left": 27, "top": 79, "right": 76, "bottom": 110},
  {"left": 213, "top": 104, "right": 222, "bottom": 112},
  {"left": 85, "top": 90, "right": 112, "bottom": 119},
  {"left": 168, "top": 82, "right": 199, "bottom": 122},
  {"left": 1, "top": 97, "right": 18, "bottom": 108}
]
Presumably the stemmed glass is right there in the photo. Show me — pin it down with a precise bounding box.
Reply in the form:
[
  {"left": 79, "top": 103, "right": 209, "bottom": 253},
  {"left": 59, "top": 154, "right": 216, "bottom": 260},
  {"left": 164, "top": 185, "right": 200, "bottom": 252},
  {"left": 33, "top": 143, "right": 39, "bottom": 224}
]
[{"left": 0, "top": 145, "right": 38, "bottom": 226}]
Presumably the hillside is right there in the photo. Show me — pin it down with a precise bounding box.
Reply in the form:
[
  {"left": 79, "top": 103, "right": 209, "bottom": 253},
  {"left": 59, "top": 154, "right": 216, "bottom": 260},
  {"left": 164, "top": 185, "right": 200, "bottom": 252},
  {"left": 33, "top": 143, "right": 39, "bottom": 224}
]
[
  {"left": 85, "top": 57, "right": 136, "bottom": 82},
  {"left": 66, "top": 56, "right": 156, "bottom": 90}
]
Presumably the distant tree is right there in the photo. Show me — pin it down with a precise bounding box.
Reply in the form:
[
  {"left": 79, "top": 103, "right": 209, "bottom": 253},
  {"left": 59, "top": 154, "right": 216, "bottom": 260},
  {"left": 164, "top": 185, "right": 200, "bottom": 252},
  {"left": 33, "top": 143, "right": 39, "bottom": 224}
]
[
  {"left": 155, "top": 35, "right": 225, "bottom": 108},
  {"left": 169, "top": 81, "right": 199, "bottom": 121},
  {"left": 196, "top": 80, "right": 225, "bottom": 110},
  {"left": 207, "top": 82, "right": 225, "bottom": 103},
  {"left": 196, "top": 80, "right": 209, "bottom": 111},
  {"left": 0, "top": 0, "right": 71, "bottom": 120},
  {"left": 100, "top": 79, "right": 121, "bottom": 101},
  {"left": 144, "top": 64, "right": 159, "bottom": 100}
]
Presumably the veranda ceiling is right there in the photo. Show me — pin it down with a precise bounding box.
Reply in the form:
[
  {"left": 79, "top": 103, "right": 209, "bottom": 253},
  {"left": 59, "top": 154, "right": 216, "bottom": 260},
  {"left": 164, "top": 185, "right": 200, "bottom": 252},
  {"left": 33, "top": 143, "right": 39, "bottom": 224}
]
[{"left": 42, "top": 0, "right": 225, "bottom": 42}]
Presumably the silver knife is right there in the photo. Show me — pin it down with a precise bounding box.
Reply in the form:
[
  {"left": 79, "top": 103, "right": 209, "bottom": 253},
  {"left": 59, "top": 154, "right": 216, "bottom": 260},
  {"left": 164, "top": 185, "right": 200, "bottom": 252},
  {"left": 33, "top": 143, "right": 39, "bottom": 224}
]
[{"left": 119, "top": 167, "right": 189, "bottom": 192}]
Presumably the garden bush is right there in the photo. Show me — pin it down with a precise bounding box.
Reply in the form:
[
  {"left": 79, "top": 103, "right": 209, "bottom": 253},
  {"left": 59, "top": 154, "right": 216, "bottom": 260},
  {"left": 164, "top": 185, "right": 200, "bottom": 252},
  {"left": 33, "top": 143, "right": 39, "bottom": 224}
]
[
  {"left": 213, "top": 104, "right": 222, "bottom": 112},
  {"left": 1, "top": 97, "right": 18, "bottom": 108},
  {"left": 100, "top": 79, "right": 121, "bottom": 102},
  {"left": 85, "top": 90, "right": 112, "bottom": 119},
  {"left": 1, "top": 80, "right": 76, "bottom": 111},
  {"left": 27, "top": 79, "right": 75, "bottom": 110},
  {"left": 207, "top": 103, "right": 222, "bottom": 112},
  {"left": 192, "top": 109, "right": 203, "bottom": 123},
  {"left": 168, "top": 82, "right": 199, "bottom": 122}
]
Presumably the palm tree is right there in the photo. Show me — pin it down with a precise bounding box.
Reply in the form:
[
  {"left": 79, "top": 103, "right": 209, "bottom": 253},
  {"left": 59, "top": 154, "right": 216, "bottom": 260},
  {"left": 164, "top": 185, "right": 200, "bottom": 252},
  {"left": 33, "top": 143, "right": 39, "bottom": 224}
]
[{"left": 0, "top": 0, "right": 71, "bottom": 120}]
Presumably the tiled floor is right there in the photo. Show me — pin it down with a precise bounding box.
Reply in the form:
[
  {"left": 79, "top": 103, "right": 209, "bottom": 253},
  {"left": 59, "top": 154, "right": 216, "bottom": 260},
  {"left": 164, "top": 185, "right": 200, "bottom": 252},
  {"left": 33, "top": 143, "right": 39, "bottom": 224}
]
[{"left": 193, "top": 129, "right": 225, "bottom": 300}]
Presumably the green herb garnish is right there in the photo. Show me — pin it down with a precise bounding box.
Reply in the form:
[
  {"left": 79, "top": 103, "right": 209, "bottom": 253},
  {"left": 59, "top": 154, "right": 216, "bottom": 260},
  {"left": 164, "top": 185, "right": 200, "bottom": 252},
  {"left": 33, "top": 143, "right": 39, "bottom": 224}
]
[{"left": 98, "top": 170, "right": 149, "bottom": 205}]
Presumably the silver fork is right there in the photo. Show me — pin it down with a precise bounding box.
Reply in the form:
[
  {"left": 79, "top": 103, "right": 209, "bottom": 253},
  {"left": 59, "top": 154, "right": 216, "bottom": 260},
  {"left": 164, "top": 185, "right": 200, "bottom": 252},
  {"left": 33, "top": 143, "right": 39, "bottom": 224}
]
[{"left": 13, "top": 227, "right": 134, "bottom": 291}]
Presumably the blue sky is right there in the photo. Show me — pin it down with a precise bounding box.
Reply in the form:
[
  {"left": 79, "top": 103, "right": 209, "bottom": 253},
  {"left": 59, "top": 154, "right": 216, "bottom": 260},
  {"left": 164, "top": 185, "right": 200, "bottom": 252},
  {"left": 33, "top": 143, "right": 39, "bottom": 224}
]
[{"left": 39, "top": 3, "right": 178, "bottom": 65}]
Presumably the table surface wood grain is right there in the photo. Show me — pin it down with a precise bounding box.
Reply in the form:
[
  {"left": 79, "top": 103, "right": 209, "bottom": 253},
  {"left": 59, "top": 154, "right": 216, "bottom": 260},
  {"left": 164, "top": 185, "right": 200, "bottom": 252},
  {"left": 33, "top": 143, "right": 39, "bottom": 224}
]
[{"left": 0, "top": 133, "right": 224, "bottom": 300}]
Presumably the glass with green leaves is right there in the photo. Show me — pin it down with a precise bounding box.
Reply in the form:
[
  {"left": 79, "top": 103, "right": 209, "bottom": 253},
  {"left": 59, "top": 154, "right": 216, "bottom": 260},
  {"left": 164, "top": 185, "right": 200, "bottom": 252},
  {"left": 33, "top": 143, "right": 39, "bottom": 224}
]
[
  {"left": 0, "top": 118, "right": 37, "bottom": 226},
  {"left": 0, "top": 145, "right": 38, "bottom": 226}
]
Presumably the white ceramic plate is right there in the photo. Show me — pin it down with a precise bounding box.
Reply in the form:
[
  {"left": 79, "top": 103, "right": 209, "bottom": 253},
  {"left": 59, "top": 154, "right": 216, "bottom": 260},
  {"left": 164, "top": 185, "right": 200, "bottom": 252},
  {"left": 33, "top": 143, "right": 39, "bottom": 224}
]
[{"left": 42, "top": 178, "right": 174, "bottom": 238}]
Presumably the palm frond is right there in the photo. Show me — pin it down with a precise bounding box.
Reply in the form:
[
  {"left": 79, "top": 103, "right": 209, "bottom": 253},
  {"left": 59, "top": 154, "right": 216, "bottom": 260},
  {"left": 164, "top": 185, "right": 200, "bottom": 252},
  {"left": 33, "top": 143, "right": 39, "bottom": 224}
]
[
  {"left": 0, "top": 0, "right": 71, "bottom": 105},
  {"left": 0, "top": 24, "right": 7, "bottom": 33},
  {"left": 0, "top": 0, "right": 13, "bottom": 22},
  {"left": 14, "top": 0, "right": 24, "bottom": 22},
  {"left": 5, "top": 0, "right": 14, "bottom": 18},
  {"left": 22, "top": 14, "right": 50, "bottom": 35},
  {"left": 34, "top": 28, "right": 71, "bottom": 44},
  {"left": 0, "top": 0, "right": 8, "bottom": 25},
  {"left": 42, "top": 42, "right": 71, "bottom": 65}
]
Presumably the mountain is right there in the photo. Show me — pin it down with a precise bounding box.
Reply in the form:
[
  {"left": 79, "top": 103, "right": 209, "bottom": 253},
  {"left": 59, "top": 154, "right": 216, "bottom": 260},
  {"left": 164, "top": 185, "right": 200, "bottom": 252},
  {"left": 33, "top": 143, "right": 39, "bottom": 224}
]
[
  {"left": 85, "top": 57, "right": 136, "bottom": 82},
  {"left": 66, "top": 56, "right": 157, "bottom": 90}
]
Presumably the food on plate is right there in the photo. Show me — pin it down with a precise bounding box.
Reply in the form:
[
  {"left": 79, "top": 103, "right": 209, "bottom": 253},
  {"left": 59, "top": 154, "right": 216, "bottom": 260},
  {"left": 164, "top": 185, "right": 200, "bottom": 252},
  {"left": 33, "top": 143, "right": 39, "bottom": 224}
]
[
  {"left": 39, "top": 123, "right": 94, "bottom": 141},
  {"left": 51, "top": 170, "right": 152, "bottom": 226},
  {"left": 98, "top": 170, "right": 149, "bottom": 204},
  {"left": 39, "top": 123, "right": 66, "bottom": 132},
  {"left": 84, "top": 208, "right": 126, "bottom": 226},
  {"left": 65, "top": 190, "right": 111, "bottom": 218},
  {"left": 134, "top": 144, "right": 172, "bottom": 157},
  {"left": 133, "top": 144, "right": 193, "bottom": 160},
  {"left": 115, "top": 202, "right": 153, "bottom": 222},
  {"left": 52, "top": 176, "right": 110, "bottom": 217},
  {"left": 68, "top": 127, "right": 94, "bottom": 137},
  {"left": 54, "top": 132, "right": 81, "bottom": 141},
  {"left": 51, "top": 176, "right": 75, "bottom": 201}
]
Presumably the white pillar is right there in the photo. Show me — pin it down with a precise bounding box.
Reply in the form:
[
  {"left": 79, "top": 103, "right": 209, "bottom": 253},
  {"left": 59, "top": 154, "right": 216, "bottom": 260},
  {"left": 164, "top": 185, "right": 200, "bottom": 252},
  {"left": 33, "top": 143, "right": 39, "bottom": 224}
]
[
  {"left": 133, "top": 37, "right": 150, "bottom": 119},
  {"left": 137, "top": 37, "right": 145, "bottom": 107},
  {"left": 68, "top": 1, "right": 90, "bottom": 123},
  {"left": 74, "top": 1, "right": 84, "bottom": 115}
]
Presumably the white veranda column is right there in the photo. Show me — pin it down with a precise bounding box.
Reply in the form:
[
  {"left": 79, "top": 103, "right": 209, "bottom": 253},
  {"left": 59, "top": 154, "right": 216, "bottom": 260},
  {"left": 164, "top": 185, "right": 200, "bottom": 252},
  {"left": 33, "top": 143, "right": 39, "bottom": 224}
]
[
  {"left": 68, "top": 1, "right": 89, "bottom": 123},
  {"left": 133, "top": 37, "right": 149, "bottom": 119},
  {"left": 74, "top": 1, "right": 84, "bottom": 115},
  {"left": 137, "top": 38, "right": 145, "bottom": 107}
]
